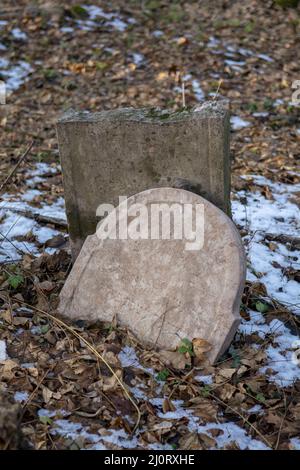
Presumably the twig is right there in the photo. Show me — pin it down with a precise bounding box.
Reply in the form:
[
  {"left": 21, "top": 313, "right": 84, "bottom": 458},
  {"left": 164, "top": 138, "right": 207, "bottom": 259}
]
[
  {"left": 0, "top": 206, "right": 67, "bottom": 228},
  {"left": 0, "top": 141, "right": 34, "bottom": 193},
  {"left": 9, "top": 296, "right": 141, "bottom": 434},
  {"left": 182, "top": 80, "right": 186, "bottom": 108},
  {"left": 208, "top": 391, "right": 273, "bottom": 449},
  {"left": 212, "top": 79, "right": 223, "bottom": 101}
]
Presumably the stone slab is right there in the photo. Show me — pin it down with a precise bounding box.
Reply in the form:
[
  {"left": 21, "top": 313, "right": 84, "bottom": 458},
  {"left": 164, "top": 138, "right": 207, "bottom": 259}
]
[
  {"left": 58, "top": 187, "right": 246, "bottom": 363},
  {"left": 56, "top": 103, "right": 230, "bottom": 259}
]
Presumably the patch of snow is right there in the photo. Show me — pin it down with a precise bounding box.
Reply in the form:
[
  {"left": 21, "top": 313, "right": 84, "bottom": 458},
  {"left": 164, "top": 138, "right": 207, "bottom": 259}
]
[
  {"left": 0, "top": 340, "right": 7, "bottom": 360},
  {"left": 232, "top": 176, "right": 300, "bottom": 313},
  {"left": 21, "top": 189, "right": 42, "bottom": 201},
  {"left": 51, "top": 418, "right": 141, "bottom": 449},
  {"left": 260, "top": 320, "right": 300, "bottom": 387},
  {"left": 257, "top": 53, "right": 273, "bottom": 63},
  {"left": 0, "top": 161, "right": 66, "bottom": 263},
  {"left": 239, "top": 311, "right": 300, "bottom": 386},
  {"left": 109, "top": 18, "right": 127, "bottom": 32},
  {"left": 11, "top": 28, "right": 27, "bottom": 40},
  {"left": 231, "top": 116, "right": 251, "bottom": 130},
  {"left": 150, "top": 397, "right": 268, "bottom": 450},
  {"left": 195, "top": 374, "right": 213, "bottom": 385},
  {"left": 60, "top": 26, "right": 74, "bottom": 33},
  {"left": 290, "top": 438, "right": 300, "bottom": 450},
  {"left": 207, "top": 36, "right": 220, "bottom": 48},
  {"left": 225, "top": 59, "right": 245, "bottom": 71},
  {"left": 152, "top": 30, "right": 163, "bottom": 37},
  {"left": 14, "top": 391, "right": 29, "bottom": 402},
  {"left": 0, "top": 60, "right": 33, "bottom": 92},
  {"left": 274, "top": 98, "right": 284, "bottom": 107},
  {"left": 118, "top": 345, "right": 154, "bottom": 375},
  {"left": 0, "top": 58, "right": 9, "bottom": 69},
  {"left": 253, "top": 112, "right": 269, "bottom": 118},
  {"left": 75, "top": 5, "right": 129, "bottom": 32},
  {"left": 198, "top": 422, "right": 269, "bottom": 450},
  {"left": 131, "top": 52, "right": 144, "bottom": 66},
  {"left": 192, "top": 79, "right": 205, "bottom": 101},
  {"left": 247, "top": 404, "right": 263, "bottom": 414},
  {"left": 27, "top": 162, "right": 58, "bottom": 177}
]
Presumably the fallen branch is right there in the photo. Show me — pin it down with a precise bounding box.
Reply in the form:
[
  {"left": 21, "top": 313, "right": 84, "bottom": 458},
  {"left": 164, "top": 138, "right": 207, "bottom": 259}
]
[
  {"left": 264, "top": 233, "right": 300, "bottom": 250},
  {"left": 0, "top": 141, "right": 34, "bottom": 193},
  {"left": 1, "top": 206, "right": 67, "bottom": 229}
]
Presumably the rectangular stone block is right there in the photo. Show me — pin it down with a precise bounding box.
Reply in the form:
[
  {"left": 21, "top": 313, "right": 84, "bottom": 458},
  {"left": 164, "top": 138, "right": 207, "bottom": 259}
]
[{"left": 56, "top": 103, "right": 230, "bottom": 259}]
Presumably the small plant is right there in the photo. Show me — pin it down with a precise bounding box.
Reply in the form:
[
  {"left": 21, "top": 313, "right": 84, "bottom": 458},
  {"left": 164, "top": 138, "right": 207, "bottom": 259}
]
[
  {"left": 244, "top": 22, "right": 255, "bottom": 33},
  {"left": 156, "top": 368, "right": 170, "bottom": 381},
  {"left": 178, "top": 338, "right": 194, "bottom": 357},
  {"left": 69, "top": 5, "right": 89, "bottom": 18},
  {"left": 8, "top": 274, "right": 24, "bottom": 289},
  {"left": 275, "top": 0, "right": 299, "bottom": 8},
  {"left": 263, "top": 98, "right": 274, "bottom": 111},
  {"left": 247, "top": 102, "right": 258, "bottom": 113},
  {"left": 256, "top": 392, "right": 266, "bottom": 403},
  {"left": 200, "top": 385, "right": 212, "bottom": 398},
  {"left": 255, "top": 300, "right": 269, "bottom": 313},
  {"left": 230, "top": 347, "right": 241, "bottom": 368},
  {"left": 42, "top": 68, "right": 58, "bottom": 81},
  {"left": 39, "top": 415, "right": 53, "bottom": 425}
]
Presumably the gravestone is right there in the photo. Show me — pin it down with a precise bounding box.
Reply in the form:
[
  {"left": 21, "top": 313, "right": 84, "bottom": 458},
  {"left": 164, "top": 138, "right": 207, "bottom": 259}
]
[
  {"left": 56, "top": 103, "right": 230, "bottom": 260},
  {"left": 59, "top": 187, "right": 246, "bottom": 363}
]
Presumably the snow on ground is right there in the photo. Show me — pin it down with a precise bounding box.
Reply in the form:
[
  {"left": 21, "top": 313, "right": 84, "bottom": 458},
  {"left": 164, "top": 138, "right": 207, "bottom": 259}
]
[
  {"left": 232, "top": 175, "right": 300, "bottom": 313},
  {"left": 230, "top": 116, "right": 251, "bottom": 130},
  {"left": 14, "top": 391, "right": 29, "bottom": 403},
  {"left": 232, "top": 175, "right": 300, "bottom": 387},
  {"left": 0, "top": 163, "right": 66, "bottom": 263},
  {"left": 0, "top": 60, "right": 33, "bottom": 93},
  {"left": 0, "top": 339, "right": 7, "bottom": 360},
  {"left": 67, "top": 4, "right": 131, "bottom": 33}
]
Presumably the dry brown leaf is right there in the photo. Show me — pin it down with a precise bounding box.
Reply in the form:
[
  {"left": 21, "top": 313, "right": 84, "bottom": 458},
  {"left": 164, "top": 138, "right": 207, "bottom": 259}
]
[
  {"left": 192, "top": 338, "right": 212, "bottom": 361},
  {"left": 162, "top": 398, "right": 176, "bottom": 414},
  {"left": 0, "top": 360, "right": 18, "bottom": 380},
  {"left": 218, "top": 383, "right": 236, "bottom": 402},
  {"left": 160, "top": 350, "right": 190, "bottom": 369},
  {"left": 179, "top": 432, "right": 202, "bottom": 450},
  {"left": 41, "top": 386, "right": 53, "bottom": 404}
]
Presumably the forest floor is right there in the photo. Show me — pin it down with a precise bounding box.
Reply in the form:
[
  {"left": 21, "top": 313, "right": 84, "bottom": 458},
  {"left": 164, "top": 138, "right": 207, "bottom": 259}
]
[{"left": 0, "top": 0, "right": 300, "bottom": 450}]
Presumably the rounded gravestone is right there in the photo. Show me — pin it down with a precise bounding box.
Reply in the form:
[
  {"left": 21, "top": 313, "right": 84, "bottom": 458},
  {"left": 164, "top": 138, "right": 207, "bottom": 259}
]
[{"left": 59, "top": 188, "right": 246, "bottom": 363}]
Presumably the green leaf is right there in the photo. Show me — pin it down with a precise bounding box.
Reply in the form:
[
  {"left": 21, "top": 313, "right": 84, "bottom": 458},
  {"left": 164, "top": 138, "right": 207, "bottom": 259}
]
[
  {"left": 200, "top": 385, "right": 212, "bottom": 398},
  {"left": 256, "top": 393, "right": 266, "bottom": 403},
  {"left": 40, "top": 324, "right": 50, "bottom": 334},
  {"left": 178, "top": 338, "right": 194, "bottom": 356},
  {"left": 156, "top": 368, "right": 170, "bottom": 382},
  {"left": 255, "top": 301, "right": 269, "bottom": 313},
  {"left": 70, "top": 5, "right": 89, "bottom": 18},
  {"left": 8, "top": 274, "right": 24, "bottom": 289},
  {"left": 39, "top": 415, "right": 53, "bottom": 425}
]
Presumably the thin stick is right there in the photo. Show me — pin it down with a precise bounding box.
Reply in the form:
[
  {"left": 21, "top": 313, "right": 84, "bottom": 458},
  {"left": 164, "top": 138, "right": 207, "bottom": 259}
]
[
  {"left": 212, "top": 79, "right": 223, "bottom": 101},
  {"left": 182, "top": 80, "right": 186, "bottom": 108},
  {"left": 0, "top": 141, "right": 34, "bottom": 193},
  {"left": 9, "top": 296, "right": 141, "bottom": 434},
  {"left": 208, "top": 391, "right": 273, "bottom": 449}
]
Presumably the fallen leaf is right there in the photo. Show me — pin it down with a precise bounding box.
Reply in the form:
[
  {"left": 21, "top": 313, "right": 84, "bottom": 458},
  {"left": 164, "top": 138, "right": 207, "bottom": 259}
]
[{"left": 192, "top": 338, "right": 212, "bottom": 361}]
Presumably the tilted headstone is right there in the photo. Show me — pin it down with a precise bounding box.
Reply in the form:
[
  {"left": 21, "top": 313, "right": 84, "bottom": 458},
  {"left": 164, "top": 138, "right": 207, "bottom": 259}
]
[
  {"left": 59, "top": 187, "right": 246, "bottom": 363},
  {"left": 56, "top": 103, "right": 230, "bottom": 260}
]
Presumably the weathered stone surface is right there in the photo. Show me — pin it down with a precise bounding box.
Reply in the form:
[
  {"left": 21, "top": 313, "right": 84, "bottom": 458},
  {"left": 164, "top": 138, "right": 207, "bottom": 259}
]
[
  {"left": 56, "top": 103, "right": 230, "bottom": 259},
  {"left": 59, "top": 187, "right": 246, "bottom": 363}
]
